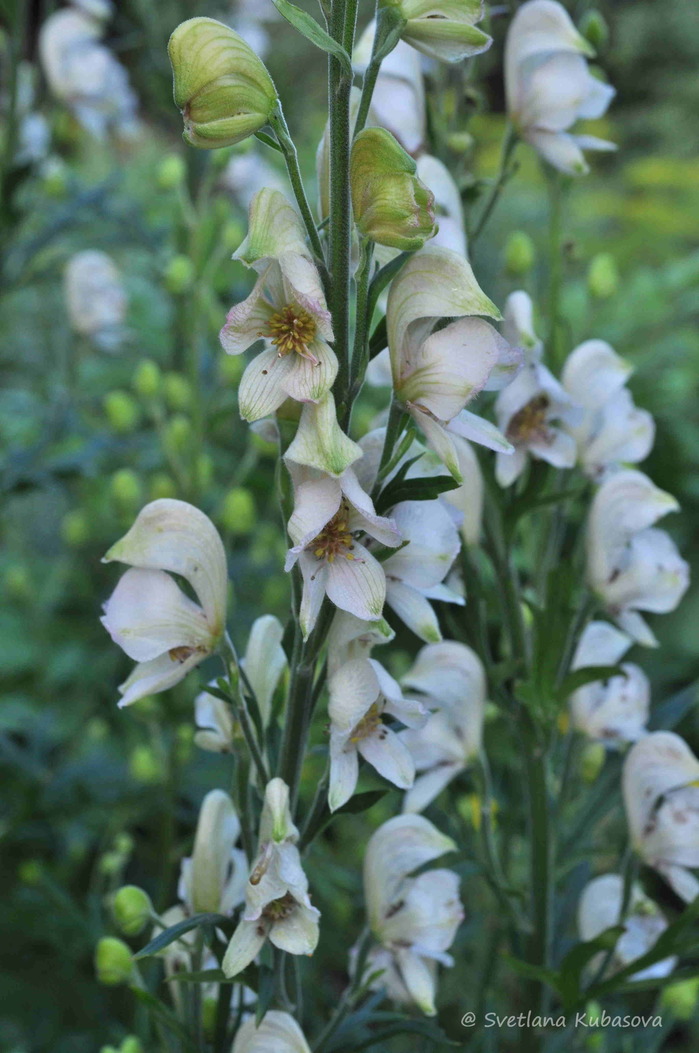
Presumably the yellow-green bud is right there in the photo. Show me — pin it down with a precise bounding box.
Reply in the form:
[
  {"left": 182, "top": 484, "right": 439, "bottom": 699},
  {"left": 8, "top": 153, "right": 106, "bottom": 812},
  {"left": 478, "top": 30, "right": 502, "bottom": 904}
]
[
  {"left": 98, "top": 851, "right": 123, "bottom": 876},
  {"left": 61, "top": 509, "right": 90, "bottom": 547},
  {"left": 587, "top": 253, "right": 619, "bottom": 299},
  {"left": 42, "top": 158, "right": 68, "bottom": 198},
  {"left": 168, "top": 18, "right": 278, "bottom": 150},
  {"left": 163, "top": 372, "right": 192, "bottom": 411},
  {"left": 120, "top": 1039, "right": 144, "bottom": 1053},
  {"left": 504, "top": 231, "right": 536, "bottom": 276},
  {"left": 104, "top": 390, "right": 140, "bottom": 434},
  {"left": 149, "top": 472, "right": 178, "bottom": 501},
  {"left": 660, "top": 978, "right": 699, "bottom": 1020},
  {"left": 18, "top": 859, "right": 43, "bottom": 885},
  {"left": 447, "top": 131, "right": 474, "bottom": 153},
  {"left": 95, "top": 937, "right": 133, "bottom": 986},
  {"left": 195, "top": 453, "right": 214, "bottom": 490},
  {"left": 99, "top": 1046, "right": 118, "bottom": 1053},
  {"left": 4, "top": 563, "right": 31, "bottom": 601},
  {"left": 132, "top": 359, "right": 162, "bottom": 399},
  {"left": 114, "top": 833, "right": 135, "bottom": 857},
  {"left": 110, "top": 469, "right": 141, "bottom": 510},
  {"left": 220, "top": 487, "right": 256, "bottom": 535},
  {"left": 350, "top": 128, "right": 437, "bottom": 251},
  {"left": 112, "top": 885, "right": 153, "bottom": 936},
  {"left": 157, "top": 154, "right": 187, "bottom": 190},
  {"left": 378, "top": 0, "right": 492, "bottom": 64},
  {"left": 129, "top": 744, "right": 164, "bottom": 784},
  {"left": 579, "top": 10, "right": 609, "bottom": 51},
  {"left": 164, "top": 414, "right": 193, "bottom": 456},
  {"left": 580, "top": 742, "right": 606, "bottom": 783},
  {"left": 164, "top": 255, "right": 195, "bottom": 295},
  {"left": 219, "top": 354, "right": 245, "bottom": 385}
]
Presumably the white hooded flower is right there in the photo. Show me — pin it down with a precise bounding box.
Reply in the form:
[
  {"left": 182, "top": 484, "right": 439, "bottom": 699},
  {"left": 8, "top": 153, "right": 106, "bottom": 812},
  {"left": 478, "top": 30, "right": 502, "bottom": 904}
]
[
  {"left": 353, "top": 28, "right": 426, "bottom": 155},
  {"left": 495, "top": 291, "right": 579, "bottom": 486},
  {"left": 416, "top": 155, "right": 467, "bottom": 257},
  {"left": 381, "top": 500, "right": 464, "bottom": 643},
  {"left": 232, "top": 1011, "right": 311, "bottom": 1053},
  {"left": 569, "top": 621, "right": 649, "bottom": 745},
  {"left": 623, "top": 732, "right": 699, "bottom": 903},
  {"left": 101, "top": 499, "right": 228, "bottom": 706},
  {"left": 328, "top": 658, "right": 427, "bottom": 811},
  {"left": 577, "top": 874, "right": 676, "bottom": 981},
  {"left": 223, "top": 779, "right": 320, "bottom": 977},
  {"left": 381, "top": 0, "right": 492, "bottom": 64},
  {"left": 387, "top": 246, "right": 520, "bottom": 480},
  {"left": 505, "top": 0, "right": 615, "bottom": 175},
  {"left": 562, "top": 340, "right": 655, "bottom": 480},
  {"left": 399, "top": 641, "right": 486, "bottom": 812},
  {"left": 64, "top": 250, "right": 127, "bottom": 352},
  {"left": 179, "top": 789, "right": 247, "bottom": 916},
  {"left": 39, "top": 4, "right": 138, "bottom": 139},
  {"left": 586, "top": 470, "right": 689, "bottom": 646},
  {"left": 361, "top": 814, "right": 463, "bottom": 1015},
  {"left": 194, "top": 685, "right": 235, "bottom": 754},
  {"left": 325, "top": 610, "right": 395, "bottom": 677},
  {"left": 219, "top": 189, "right": 337, "bottom": 421}
]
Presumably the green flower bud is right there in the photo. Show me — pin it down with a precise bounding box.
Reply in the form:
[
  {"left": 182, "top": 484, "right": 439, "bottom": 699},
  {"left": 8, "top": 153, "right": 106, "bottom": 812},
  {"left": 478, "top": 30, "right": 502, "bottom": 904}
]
[
  {"left": 42, "top": 158, "right": 68, "bottom": 198},
  {"left": 4, "top": 563, "right": 31, "bottom": 601},
  {"left": 219, "top": 354, "right": 245, "bottom": 385},
  {"left": 660, "top": 978, "right": 699, "bottom": 1020},
  {"left": 379, "top": 0, "right": 492, "bottom": 64},
  {"left": 120, "top": 1039, "right": 144, "bottom": 1053},
  {"left": 132, "top": 359, "right": 162, "bottom": 399},
  {"left": 86, "top": 717, "right": 109, "bottom": 741},
  {"left": 446, "top": 131, "right": 474, "bottom": 154},
  {"left": 504, "top": 231, "right": 536, "bottom": 276},
  {"left": 220, "top": 487, "right": 256, "bottom": 535},
  {"left": 163, "top": 414, "right": 193, "bottom": 457},
  {"left": 350, "top": 127, "right": 437, "bottom": 251},
  {"left": 99, "top": 1045, "right": 118, "bottom": 1053},
  {"left": 157, "top": 154, "right": 187, "bottom": 190},
  {"left": 98, "top": 851, "right": 123, "bottom": 877},
  {"left": 104, "top": 390, "right": 140, "bottom": 434},
  {"left": 587, "top": 253, "right": 619, "bottom": 299},
  {"left": 114, "top": 833, "right": 135, "bottom": 857},
  {"left": 164, "top": 255, "right": 196, "bottom": 295},
  {"left": 168, "top": 17, "right": 278, "bottom": 149},
  {"left": 129, "top": 744, "right": 164, "bottom": 784},
  {"left": 163, "top": 372, "right": 192, "bottom": 411},
  {"left": 112, "top": 885, "right": 153, "bottom": 936},
  {"left": 195, "top": 453, "right": 214, "bottom": 490},
  {"left": 18, "top": 859, "right": 43, "bottom": 885},
  {"left": 110, "top": 469, "right": 141, "bottom": 510},
  {"left": 95, "top": 937, "right": 133, "bottom": 986},
  {"left": 175, "top": 723, "right": 195, "bottom": 764},
  {"left": 61, "top": 509, "right": 90, "bottom": 547},
  {"left": 149, "top": 472, "right": 178, "bottom": 501},
  {"left": 580, "top": 742, "right": 606, "bottom": 783},
  {"left": 579, "top": 10, "right": 609, "bottom": 51}
]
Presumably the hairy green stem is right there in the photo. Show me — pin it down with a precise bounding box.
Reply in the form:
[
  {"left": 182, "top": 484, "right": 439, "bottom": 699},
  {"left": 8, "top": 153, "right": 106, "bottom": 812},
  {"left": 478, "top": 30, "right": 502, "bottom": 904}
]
[
  {"left": 345, "top": 239, "right": 374, "bottom": 417},
  {"left": 522, "top": 714, "right": 553, "bottom": 1014},
  {"left": 270, "top": 106, "right": 326, "bottom": 267}
]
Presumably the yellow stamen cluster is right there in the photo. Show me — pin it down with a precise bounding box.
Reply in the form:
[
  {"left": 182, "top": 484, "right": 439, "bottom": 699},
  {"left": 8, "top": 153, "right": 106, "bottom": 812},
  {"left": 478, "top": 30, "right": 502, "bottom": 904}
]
[
  {"left": 309, "top": 502, "right": 356, "bottom": 564},
  {"left": 267, "top": 304, "right": 317, "bottom": 359},
  {"left": 349, "top": 701, "right": 384, "bottom": 744},
  {"left": 262, "top": 892, "right": 297, "bottom": 921},
  {"left": 506, "top": 393, "right": 550, "bottom": 445}
]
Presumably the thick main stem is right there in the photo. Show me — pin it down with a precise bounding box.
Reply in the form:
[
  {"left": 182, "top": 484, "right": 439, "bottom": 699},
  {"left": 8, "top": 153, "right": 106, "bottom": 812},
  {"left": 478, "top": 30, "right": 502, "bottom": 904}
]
[{"left": 523, "top": 716, "right": 553, "bottom": 1012}]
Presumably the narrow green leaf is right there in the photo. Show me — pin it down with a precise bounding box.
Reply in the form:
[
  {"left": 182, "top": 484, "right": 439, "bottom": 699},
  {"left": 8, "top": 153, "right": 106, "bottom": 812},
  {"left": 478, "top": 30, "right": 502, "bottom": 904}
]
[
  {"left": 255, "top": 130, "right": 283, "bottom": 153},
  {"left": 377, "top": 474, "right": 459, "bottom": 513},
  {"left": 130, "top": 987, "right": 198, "bottom": 1050},
  {"left": 133, "top": 912, "right": 231, "bottom": 960},
  {"left": 557, "top": 925, "right": 626, "bottom": 1006},
  {"left": 271, "top": 0, "right": 352, "bottom": 73},
  {"left": 557, "top": 664, "right": 625, "bottom": 700},
  {"left": 165, "top": 968, "right": 230, "bottom": 984}
]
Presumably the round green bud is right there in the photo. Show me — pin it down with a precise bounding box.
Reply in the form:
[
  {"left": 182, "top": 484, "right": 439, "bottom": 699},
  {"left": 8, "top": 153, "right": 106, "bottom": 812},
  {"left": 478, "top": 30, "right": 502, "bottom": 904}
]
[
  {"left": 351, "top": 127, "right": 437, "bottom": 251},
  {"left": 168, "top": 18, "right": 278, "bottom": 150},
  {"left": 129, "top": 744, "right": 164, "bottom": 784},
  {"left": 660, "top": 977, "right": 699, "bottom": 1020},
  {"left": 4, "top": 563, "right": 31, "bottom": 601},
  {"left": 219, "top": 354, "right": 245, "bottom": 385},
  {"left": 164, "top": 255, "right": 196, "bottom": 295},
  {"left": 86, "top": 717, "right": 109, "bottom": 741},
  {"left": 504, "top": 231, "right": 536, "bottom": 276},
  {"left": 61, "top": 509, "right": 90, "bottom": 547},
  {"left": 120, "top": 1039, "right": 144, "bottom": 1053},
  {"left": 157, "top": 154, "right": 187, "bottom": 190},
  {"left": 42, "top": 158, "right": 68, "bottom": 198},
  {"left": 18, "top": 859, "right": 43, "bottom": 885},
  {"left": 149, "top": 472, "right": 178, "bottom": 501},
  {"left": 580, "top": 742, "right": 606, "bottom": 783},
  {"left": 587, "top": 253, "right": 619, "bottom": 299},
  {"left": 163, "top": 414, "right": 193, "bottom": 458},
  {"left": 110, "top": 469, "right": 141, "bottom": 510},
  {"left": 132, "top": 359, "right": 162, "bottom": 399},
  {"left": 112, "top": 885, "right": 153, "bottom": 937},
  {"left": 579, "top": 9, "right": 609, "bottom": 51},
  {"left": 99, "top": 1045, "right": 119, "bottom": 1053},
  {"left": 195, "top": 453, "right": 214, "bottom": 490},
  {"left": 114, "top": 833, "right": 135, "bottom": 857},
  {"left": 220, "top": 487, "right": 256, "bottom": 535},
  {"left": 163, "top": 372, "right": 192, "bottom": 411},
  {"left": 446, "top": 131, "right": 474, "bottom": 154},
  {"left": 95, "top": 937, "right": 133, "bottom": 986},
  {"left": 104, "top": 390, "right": 140, "bottom": 434},
  {"left": 98, "top": 851, "right": 123, "bottom": 876}
]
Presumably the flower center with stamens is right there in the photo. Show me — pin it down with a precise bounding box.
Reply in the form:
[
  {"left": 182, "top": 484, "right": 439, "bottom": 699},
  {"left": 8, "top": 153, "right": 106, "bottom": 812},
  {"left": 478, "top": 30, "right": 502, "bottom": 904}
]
[
  {"left": 262, "top": 892, "right": 297, "bottom": 921},
  {"left": 308, "top": 501, "right": 356, "bottom": 564},
  {"left": 349, "top": 701, "right": 383, "bottom": 744},
  {"left": 506, "top": 393, "right": 550, "bottom": 445},
  {"left": 267, "top": 304, "right": 317, "bottom": 358}
]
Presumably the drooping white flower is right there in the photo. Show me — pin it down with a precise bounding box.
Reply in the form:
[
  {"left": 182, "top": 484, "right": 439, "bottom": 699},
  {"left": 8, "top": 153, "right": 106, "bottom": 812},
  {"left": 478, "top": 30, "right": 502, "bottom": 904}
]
[
  {"left": 505, "top": 0, "right": 615, "bottom": 175},
  {"left": 194, "top": 685, "right": 235, "bottom": 754},
  {"left": 361, "top": 814, "right": 463, "bottom": 1015},
  {"left": 325, "top": 610, "right": 395, "bottom": 677},
  {"left": 399, "top": 641, "right": 486, "bottom": 811},
  {"left": 179, "top": 789, "right": 247, "bottom": 916},
  {"left": 623, "top": 732, "right": 699, "bottom": 903},
  {"left": 577, "top": 874, "right": 676, "bottom": 981},
  {"left": 219, "top": 189, "right": 337, "bottom": 422},
  {"left": 416, "top": 155, "right": 467, "bottom": 257},
  {"left": 284, "top": 444, "right": 402, "bottom": 638},
  {"left": 39, "top": 3, "right": 139, "bottom": 139},
  {"left": 64, "top": 250, "right": 128, "bottom": 352},
  {"left": 569, "top": 621, "right": 649, "bottom": 745},
  {"left": 381, "top": 0, "right": 492, "bottom": 65},
  {"left": 101, "top": 499, "right": 228, "bottom": 706},
  {"left": 223, "top": 779, "right": 320, "bottom": 977},
  {"left": 353, "top": 28, "right": 426, "bottom": 155},
  {"left": 586, "top": 470, "right": 689, "bottom": 646},
  {"left": 232, "top": 1011, "right": 311, "bottom": 1053},
  {"left": 387, "top": 246, "right": 520, "bottom": 480},
  {"left": 381, "top": 500, "right": 464, "bottom": 643},
  {"left": 495, "top": 291, "right": 579, "bottom": 486},
  {"left": 328, "top": 657, "right": 427, "bottom": 811},
  {"left": 562, "top": 340, "right": 655, "bottom": 480}
]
